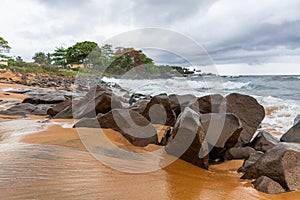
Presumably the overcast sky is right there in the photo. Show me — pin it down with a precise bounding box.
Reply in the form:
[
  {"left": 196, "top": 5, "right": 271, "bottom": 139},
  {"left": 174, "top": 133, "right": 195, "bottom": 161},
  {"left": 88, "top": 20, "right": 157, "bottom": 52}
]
[{"left": 1, "top": 0, "right": 300, "bottom": 75}]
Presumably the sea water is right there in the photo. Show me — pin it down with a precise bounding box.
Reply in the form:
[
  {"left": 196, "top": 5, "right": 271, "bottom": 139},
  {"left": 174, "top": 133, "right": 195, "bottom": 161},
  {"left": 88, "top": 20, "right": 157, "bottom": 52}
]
[{"left": 102, "top": 75, "right": 300, "bottom": 134}]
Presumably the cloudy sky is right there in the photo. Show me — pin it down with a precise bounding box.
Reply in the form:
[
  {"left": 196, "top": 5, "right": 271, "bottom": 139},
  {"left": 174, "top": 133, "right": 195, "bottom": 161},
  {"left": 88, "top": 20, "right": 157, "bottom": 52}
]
[{"left": 1, "top": 0, "right": 300, "bottom": 75}]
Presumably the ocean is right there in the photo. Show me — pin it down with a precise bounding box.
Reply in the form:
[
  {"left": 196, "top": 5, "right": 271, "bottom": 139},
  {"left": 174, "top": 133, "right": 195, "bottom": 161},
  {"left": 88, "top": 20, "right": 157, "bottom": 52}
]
[{"left": 102, "top": 75, "right": 300, "bottom": 134}]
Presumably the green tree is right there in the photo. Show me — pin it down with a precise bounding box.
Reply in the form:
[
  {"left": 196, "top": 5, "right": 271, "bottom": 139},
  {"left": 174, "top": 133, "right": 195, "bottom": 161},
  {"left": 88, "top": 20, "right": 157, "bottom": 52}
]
[
  {"left": 66, "top": 41, "right": 98, "bottom": 65},
  {"left": 51, "top": 47, "right": 68, "bottom": 67},
  {"left": 101, "top": 44, "right": 114, "bottom": 67},
  {"left": 32, "top": 52, "right": 51, "bottom": 65},
  {"left": 109, "top": 48, "right": 154, "bottom": 74},
  {"left": 0, "top": 36, "right": 11, "bottom": 60}
]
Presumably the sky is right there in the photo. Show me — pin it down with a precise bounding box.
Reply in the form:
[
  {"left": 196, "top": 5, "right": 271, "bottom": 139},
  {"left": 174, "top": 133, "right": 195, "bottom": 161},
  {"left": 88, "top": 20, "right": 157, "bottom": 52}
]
[{"left": 1, "top": 0, "right": 300, "bottom": 75}]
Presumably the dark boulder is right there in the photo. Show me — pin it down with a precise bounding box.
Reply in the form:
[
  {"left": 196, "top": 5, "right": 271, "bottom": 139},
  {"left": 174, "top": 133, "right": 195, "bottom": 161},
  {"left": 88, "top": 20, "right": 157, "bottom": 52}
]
[
  {"left": 54, "top": 85, "right": 122, "bottom": 119},
  {"left": 189, "top": 94, "right": 224, "bottom": 114},
  {"left": 281, "top": 120, "right": 300, "bottom": 143},
  {"left": 159, "top": 127, "right": 172, "bottom": 146},
  {"left": 22, "top": 93, "right": 65, "bottom": 104},
  {"left": 294, "top": 114, "right": 300, "bottom": 125},
  {"left": 219, "top": 93, "right": 265, "bottom": 146},
  {"left": 224, "top": 147, "right": 256, "bottom": 160},
  {"left": 242, "top": 142, "right": 300, "bottom": 191},
  {"left": 238, "top": 151, "right": 264, "bottom": 173},
  {"left": 250, "top": 130, "right": 279, "bottom": 152},
  {"left": 0, "top": 103, "right": 48, "bottom": 116},
  {"left": 129, "top": 100, "right": 150, "bottom": 114},
  {"left": 200, "top": 113, "right": 243, "bottom": 161},
  {"left": 74, "top": 109, "right": 158, "bottom": 147},
  {"left": 169, "top": 94, "right": 196, "bottom": 116},
  {"left": 142, "top": 94, "right": 176, "bottom": 126},
  {"left": 253, "top": 176, "right": 286, "bottom": 194},
  {"left": 47, "top": 97, "right": 72, "bottom": 117},
  {"left": 165, "top": 107, "right": 209, "bottom": 169}
]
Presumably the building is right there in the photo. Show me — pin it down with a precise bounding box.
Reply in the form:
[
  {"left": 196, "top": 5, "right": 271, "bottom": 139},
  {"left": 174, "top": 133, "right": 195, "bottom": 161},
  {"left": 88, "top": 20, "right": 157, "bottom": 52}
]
[
  {"left": 71, "top": 63, "right": 84, "bottom": 68},
  {"left": 0, "top": 60, "right": 8, "bottom": 66}
]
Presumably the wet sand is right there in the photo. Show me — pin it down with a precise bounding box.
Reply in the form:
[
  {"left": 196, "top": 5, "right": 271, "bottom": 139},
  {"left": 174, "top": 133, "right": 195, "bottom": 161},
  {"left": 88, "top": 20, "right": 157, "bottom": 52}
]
[
  {"left": 1, "top": 83, "right": 300, "bottom": 199},
  {"left": 0, "top": 120, "right": 299, "bottom": 199}
]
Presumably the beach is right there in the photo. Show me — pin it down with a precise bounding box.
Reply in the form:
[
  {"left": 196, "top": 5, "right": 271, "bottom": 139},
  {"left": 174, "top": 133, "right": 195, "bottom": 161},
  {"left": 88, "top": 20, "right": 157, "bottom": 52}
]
[{"left": 1, "top": 80, "right": 300, "bottom": 199}]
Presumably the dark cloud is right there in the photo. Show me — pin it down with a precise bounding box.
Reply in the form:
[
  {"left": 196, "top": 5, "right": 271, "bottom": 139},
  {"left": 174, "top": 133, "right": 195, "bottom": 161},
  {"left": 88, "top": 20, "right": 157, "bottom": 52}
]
[
  {"left": 1, "top": 0, "right": 300, "bottom": 69},
  {"left": 130, "top": 0, "right": 216, "bottom": 26}
]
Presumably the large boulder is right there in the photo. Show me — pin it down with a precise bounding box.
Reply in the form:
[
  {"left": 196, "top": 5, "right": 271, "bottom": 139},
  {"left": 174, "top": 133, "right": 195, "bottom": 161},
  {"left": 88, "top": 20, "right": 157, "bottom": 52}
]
[
  {"left": 250, "top": 130, "right": 279, "bottom": 152},
  {"left": 189, "top": 94, "right": 224, "bottom": 114},
  {"left": 219, "top": 93, "right": 265, "bottom": 146},
  {"left": 47, "top": 97, "right": 72, "bottom": 117},
  {"left": 224, "top": 147, "right": 256, "bottom": 160},
  {"left": 165, "top": 108, "right": 209, "bottom": 169},
  {"left": 242, "top": 142, "right": 300, "bottom": 191},
  {"left": 129, "top": 100, "right": 150, "bottom": 114},
  {"left": 200, "top": 113, "right": 243, "bottom": 161},
  {"left": 74, "top": 109, "right": 158, "bottom": 147},
  {"left": 281, "top": 121, "right": 300, "bottom": 143},
  {"left": 169, "top": 94, "right": 196, "bottom": 116},
  {"left": 54, "top": 85, "right": 122, "bottom": 119},
  {"left": 294, "top": 114, "right": 300, "bottom": 125},
  {"left": 238, "top": 151, "right": 264, "bottom": 173},
  {"left": 253, "top": 176, "right": 286, "bottom": 194},
  {"left": 22, "top": 93, "right": 66, "bottom": 104},
  {"left": 0, "top": 103, "right": 48, "bottom": 116},
  {"left": 142, "top": 94, "right": 176, "bottom": 126}
]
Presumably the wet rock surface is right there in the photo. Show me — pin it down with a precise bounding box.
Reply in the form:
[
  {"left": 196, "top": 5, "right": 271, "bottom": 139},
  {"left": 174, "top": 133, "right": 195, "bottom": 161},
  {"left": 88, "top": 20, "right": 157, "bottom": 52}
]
[
  {"left": 0, "top": 103, "right": 49, "bottom": 116},
  {"left": 200, "top": 113, "right": 243, "bottom": 161},
  {"left": 142, "top": 94, "right": 176, "bottom": 126},
  {"left": 253, "top": 176, "right": 286, "bottom": 194},
  {"left": 189, "top": 94, "right": 224, "bottom": 114},
  {"left": 281, "top": 120, "right": 300, "bottom": 143},
  {"left": 249, "top": 130, "right": 279, "bottom": 152},
  {"left": 242, "top": 142, "right": 300, "bottom": 191},
  {"left": 224, "top": 147, "right": 257, "bottom": 160},
  {"left": 75, "top": 109, "right": 158, "bottom": 147},
  {"left": 165, "top": 108, "right": 209, "bottom": 169},
  {"left": 238, "top": 151, "right": 264, "bottom": 173},
  {"left": 219, "top": 93, "right": 265, "bottom": 146}
]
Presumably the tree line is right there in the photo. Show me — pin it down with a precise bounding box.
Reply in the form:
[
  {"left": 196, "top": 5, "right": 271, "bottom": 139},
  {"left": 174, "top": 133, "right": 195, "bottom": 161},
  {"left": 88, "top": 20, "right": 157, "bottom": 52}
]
[{"left": 1, "top": 36, "right": 195, "bottom": 76}]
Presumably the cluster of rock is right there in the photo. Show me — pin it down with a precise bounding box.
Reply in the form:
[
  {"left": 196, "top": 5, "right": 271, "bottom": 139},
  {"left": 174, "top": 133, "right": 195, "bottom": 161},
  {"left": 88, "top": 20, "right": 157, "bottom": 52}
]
[{"left": 1, "top": 82, "right": 300, "bottom": 195}]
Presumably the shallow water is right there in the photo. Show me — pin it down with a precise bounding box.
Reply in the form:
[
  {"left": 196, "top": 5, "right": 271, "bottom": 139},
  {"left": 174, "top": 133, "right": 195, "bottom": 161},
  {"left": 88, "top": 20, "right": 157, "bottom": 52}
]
[
  {"left": 1, "top": 119, "right": 300, "bottom": 199},
  {"left": 1, "top": 82, "right": 300, "bottom": 199}
]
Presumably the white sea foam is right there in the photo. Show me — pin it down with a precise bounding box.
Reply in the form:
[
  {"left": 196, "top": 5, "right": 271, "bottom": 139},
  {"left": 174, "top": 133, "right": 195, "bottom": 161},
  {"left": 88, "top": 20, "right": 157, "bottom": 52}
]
[
  {"left": 102, "top": 76, "right": 299, "bottom": 134},
  {"left": 102, "top": 77, "right": 251, "bottom": 95},
  {"left": 256, "top": 96, "right": 300, "bottom": 133}
]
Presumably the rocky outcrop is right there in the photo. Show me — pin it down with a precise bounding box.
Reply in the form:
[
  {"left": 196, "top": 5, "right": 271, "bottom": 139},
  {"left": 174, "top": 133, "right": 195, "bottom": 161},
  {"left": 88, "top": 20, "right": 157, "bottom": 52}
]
[
  {"left": 253, "top": 176, "right": 286, "bottom": 194},
  {"left": 249, "top": 130, "right": 279, "bottom": 152},
  {"left": 200, "top": 113, "right": 243, "bottom": 161},
  {"left": 165, "top": 108, "right": 209, "bottom": 169},
  {"left": 242, "top": 142, "right": 300, "bottom": 191},
  {"left": 219, "top": 93, "right": 265, "bottom": 146},
  {"left": 74, "top": 109, "right": 158, "bottom": 147},
  {"left": 142, "top": 94, "right": 176, "bottom": 126},
  {"left": 189, "top": 94, "right": 223, "bottom": 114},
  {"left": 281, "top": 120, "right": 300, "bottom": 143}
]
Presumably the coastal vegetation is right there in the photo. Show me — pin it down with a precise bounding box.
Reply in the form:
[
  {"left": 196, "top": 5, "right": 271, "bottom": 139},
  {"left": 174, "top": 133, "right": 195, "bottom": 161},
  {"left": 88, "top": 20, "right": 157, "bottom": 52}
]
[{"left": 0, "top": 36, "right": 195, "bottom": 77}]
